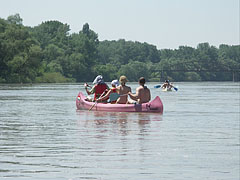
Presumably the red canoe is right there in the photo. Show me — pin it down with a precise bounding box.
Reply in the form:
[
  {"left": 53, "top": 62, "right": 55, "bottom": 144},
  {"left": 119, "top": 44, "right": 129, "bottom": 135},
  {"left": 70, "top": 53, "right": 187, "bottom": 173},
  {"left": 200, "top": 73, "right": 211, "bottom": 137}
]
[{"left": 76, "top": 92, "right": 163, "bottom": 113}]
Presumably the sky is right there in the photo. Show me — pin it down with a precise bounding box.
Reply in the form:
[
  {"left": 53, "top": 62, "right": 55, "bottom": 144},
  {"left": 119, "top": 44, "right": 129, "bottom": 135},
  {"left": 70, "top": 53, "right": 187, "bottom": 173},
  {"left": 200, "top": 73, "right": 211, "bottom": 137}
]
[{"left": 0, "top": 0, "right": 239, "bottom": 49}]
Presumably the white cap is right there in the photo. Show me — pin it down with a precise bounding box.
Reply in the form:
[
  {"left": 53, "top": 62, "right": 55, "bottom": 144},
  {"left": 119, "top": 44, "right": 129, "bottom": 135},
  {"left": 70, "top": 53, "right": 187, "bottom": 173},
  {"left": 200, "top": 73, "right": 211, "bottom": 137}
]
[
  {"left": 111, "top": 79, "right": 119, "bottom": 87},
  {"left": 93, "top": 75, "right": 104, "bottom": 84}
]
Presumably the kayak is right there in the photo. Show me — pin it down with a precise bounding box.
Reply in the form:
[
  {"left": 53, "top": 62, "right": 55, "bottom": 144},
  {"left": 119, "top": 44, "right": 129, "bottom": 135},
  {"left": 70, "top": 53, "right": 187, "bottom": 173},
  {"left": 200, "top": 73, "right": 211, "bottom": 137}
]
[
  {"left": 162, "top": 88, "right": 172, "bottom": 92},
  {"left": 76, "top": 92, "right": 163, "bottom": 113}
]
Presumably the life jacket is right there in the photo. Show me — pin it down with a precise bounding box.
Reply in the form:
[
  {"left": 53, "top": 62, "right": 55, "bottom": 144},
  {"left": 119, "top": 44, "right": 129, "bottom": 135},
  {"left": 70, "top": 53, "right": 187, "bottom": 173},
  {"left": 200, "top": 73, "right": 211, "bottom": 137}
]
[
  {"left": 94, "top": 83, "right": 108, "bottom": 100},
  {"left": 111, "top": 87, "right": 117, "bottom": 93}
]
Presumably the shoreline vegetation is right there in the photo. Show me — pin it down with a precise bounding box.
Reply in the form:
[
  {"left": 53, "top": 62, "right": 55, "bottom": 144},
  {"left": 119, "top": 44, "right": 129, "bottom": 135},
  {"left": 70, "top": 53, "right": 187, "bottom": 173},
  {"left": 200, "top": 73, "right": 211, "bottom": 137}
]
[{"left": 0, "top": 14, "right": 239, "bottom": 83}]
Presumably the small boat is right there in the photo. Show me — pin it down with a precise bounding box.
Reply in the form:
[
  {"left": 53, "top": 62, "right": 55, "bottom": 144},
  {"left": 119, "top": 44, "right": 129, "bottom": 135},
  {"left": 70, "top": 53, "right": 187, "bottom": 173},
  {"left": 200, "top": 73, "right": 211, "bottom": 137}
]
[
  {"left": 76, "top": 92, "right": 163, "bottom": 113},
  {"left": 162, "top": 87, "right": 172, "bottom": 92}
]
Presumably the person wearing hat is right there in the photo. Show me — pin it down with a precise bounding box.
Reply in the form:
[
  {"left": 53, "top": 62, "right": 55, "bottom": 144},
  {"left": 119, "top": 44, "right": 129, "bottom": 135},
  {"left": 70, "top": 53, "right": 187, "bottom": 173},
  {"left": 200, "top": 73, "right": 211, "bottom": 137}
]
[
  {"left": 84, "top": 75, "right": 109, "bottom": 101},
  {"left": 116, "top": 75, "right": 131, "bottom": 104},
  {"left": 97, "top": 79, "right": 120, "bottom": 103},
  {"left": 128, "top": 77, "right": 151, "bottom": 104}
]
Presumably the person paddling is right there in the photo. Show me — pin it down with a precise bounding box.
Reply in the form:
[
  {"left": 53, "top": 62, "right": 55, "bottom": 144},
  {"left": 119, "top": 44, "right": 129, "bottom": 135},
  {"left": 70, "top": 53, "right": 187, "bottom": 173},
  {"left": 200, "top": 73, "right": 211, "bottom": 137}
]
[
  {"left": 161, "top": 80, "right": 173, "bottom": 90},
  {"left": 84, "top": 75, "right": 109, "bottom": 102},
  {"left": 97, "top": 79, "right": 120, "bottom": 104}
]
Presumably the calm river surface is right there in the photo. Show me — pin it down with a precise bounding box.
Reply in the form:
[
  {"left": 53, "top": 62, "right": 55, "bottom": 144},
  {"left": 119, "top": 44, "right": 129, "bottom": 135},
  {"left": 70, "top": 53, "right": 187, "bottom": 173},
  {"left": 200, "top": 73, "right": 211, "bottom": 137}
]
[{"left": 0, "top": 82, "right": 239, "bottom": 180}]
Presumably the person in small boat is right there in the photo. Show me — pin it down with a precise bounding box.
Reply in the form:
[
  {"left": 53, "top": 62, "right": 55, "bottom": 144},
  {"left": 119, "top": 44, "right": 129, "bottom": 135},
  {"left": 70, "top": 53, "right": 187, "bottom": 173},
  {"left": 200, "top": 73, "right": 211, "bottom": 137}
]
[
  {"left": 84, "top": 75, "right": 109, "bottom": 102},
  {"left": 96, "top": 79, "right": 120, "bottom": 104},
  {"left": 161, "top": 80, "right": 173, "bottom": 90},
  {"left": 128, "top": 77, "right": 151, "bottom": 104},
  {"left": 116, "top": 75, "right": 131, "bottom": 104}
]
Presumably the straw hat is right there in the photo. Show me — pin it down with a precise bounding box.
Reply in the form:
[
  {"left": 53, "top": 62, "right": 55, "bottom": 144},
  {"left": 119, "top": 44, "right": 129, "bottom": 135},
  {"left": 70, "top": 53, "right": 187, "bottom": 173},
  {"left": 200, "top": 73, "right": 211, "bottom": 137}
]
[{"left": 119, "top": 76, "right": 128, "bottom": 84}]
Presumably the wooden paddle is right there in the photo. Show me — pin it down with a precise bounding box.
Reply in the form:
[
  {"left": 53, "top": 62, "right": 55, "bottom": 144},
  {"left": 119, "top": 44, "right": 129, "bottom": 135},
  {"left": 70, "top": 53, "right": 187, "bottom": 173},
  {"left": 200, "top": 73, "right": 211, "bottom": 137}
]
[{"left": 88, "top": 91, "right": 106, "bottom": 111}]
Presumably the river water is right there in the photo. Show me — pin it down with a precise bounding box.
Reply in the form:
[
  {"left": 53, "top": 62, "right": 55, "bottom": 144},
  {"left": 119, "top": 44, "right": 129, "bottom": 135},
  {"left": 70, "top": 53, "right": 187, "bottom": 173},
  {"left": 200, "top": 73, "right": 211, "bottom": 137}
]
[{"left": 0, "top": 82, "right": 239, "bottom": 180}]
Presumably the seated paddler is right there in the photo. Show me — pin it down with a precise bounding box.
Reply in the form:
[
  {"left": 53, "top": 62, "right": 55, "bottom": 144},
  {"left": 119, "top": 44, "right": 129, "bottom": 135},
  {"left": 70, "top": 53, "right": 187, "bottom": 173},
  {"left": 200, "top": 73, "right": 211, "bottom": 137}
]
[
  {"left": 84, "top": 75, "right": 109, "bottom": 102},
  {"left": 128, "top": 77, "right": 151, "bottom": 104},
  {"left": 96, "top": 79, "right": 120, "bottom": 104}
]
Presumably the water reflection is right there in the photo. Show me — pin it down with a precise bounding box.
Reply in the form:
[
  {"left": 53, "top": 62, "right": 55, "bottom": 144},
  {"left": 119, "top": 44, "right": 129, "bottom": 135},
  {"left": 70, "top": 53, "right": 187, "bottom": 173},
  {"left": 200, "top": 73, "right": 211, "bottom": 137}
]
[
  {"left": 76, "top": 110, "right": 162, "bottom": 125},
  {"left": 76, "top": 110, "right": 162, "bottom": 136}
]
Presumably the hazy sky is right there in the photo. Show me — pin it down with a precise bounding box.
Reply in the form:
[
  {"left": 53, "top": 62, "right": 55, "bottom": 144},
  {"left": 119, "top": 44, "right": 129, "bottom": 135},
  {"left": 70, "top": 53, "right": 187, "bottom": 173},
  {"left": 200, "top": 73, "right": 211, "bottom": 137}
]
[{"left": 0, "top": 0, "right": 239, "bottom": 49}]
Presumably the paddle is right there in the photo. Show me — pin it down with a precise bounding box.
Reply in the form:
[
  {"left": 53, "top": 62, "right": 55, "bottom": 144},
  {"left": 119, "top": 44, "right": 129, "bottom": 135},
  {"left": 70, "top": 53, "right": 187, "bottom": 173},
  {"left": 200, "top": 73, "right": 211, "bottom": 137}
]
[
  {"left": 88, "top": 91, "right": 107, "bottom": 111},
  {"left": 154, "top": 85, "right": 161, "bottom": 88},
  {"left": 155, "top": 83, "right": 178, "bottom": 91},
  {"left": 173, "top": 86, "right": 178, "bottom": 91}
]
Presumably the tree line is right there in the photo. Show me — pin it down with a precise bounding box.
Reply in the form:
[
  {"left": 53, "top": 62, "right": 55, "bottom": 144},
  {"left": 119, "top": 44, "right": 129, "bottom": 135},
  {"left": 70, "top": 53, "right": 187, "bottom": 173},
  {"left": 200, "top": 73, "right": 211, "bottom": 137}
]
[{"left": 0, "top": 14, "right": 239, "bottom": 83}]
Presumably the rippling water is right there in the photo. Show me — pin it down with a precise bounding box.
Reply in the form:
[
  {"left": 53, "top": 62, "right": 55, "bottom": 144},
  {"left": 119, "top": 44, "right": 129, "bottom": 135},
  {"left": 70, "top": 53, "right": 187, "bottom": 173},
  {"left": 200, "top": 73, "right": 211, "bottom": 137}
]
[{"left": 0, "top": 82, "right": 239, "bottom": 180}]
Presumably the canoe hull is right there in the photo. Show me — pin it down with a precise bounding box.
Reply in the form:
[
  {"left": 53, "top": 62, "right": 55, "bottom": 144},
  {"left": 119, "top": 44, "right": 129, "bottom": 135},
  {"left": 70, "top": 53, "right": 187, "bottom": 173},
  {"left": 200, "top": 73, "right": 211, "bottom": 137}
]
[
  {"left": 76, "top": 92, "right": 163, "bottom": 113},
  {"left": 162, "top": 88, "right": 172, "bottom": 92}
]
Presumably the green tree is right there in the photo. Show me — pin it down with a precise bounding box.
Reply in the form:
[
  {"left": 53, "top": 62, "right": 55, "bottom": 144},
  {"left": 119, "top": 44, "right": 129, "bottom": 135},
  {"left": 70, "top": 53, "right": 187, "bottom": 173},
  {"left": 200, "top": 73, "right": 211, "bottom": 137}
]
[
  {"left": 1, "top": 14, "right": 239, "bottom": 83},
  {"left": 92, "top": 63, "right": 118, "bottom": 81},
  {"left": 7, "top": 13, "right": 23, "bottom": 25},
  {"left": 67, "top": 23, "right": 99, "bottom": 80},
  {"left": 118, "top": 61, "right": 150, "bottom": 81},
  {"left": 63, "top": 53, "right": 88, "bottom": 81},
  {"left": 0, "top": 16, "right": 42, "bottom": 83},
  {"left": 32, "top": 20, "right": 70, "bottom": 49}
]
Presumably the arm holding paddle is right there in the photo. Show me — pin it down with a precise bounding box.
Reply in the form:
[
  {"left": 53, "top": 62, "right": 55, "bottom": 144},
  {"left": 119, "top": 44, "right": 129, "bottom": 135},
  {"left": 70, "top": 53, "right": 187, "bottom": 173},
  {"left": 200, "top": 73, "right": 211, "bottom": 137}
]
[
  {"left": 97, "top": 90, "right": 128, "bottom": 103},
  {"left": 154, "top": 80, "right": 178, "bottom": 91},
  {"left": 88, "top": 91, "right": 106, "bottom": 111},
  {"left": 84, "top": 83, "right": 94, "bottom": 95},
  {"left": 96, "top": 89, "right": 112, "bottom": 102}
]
